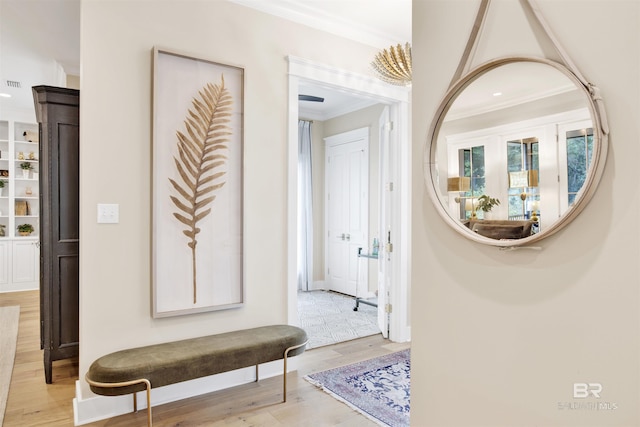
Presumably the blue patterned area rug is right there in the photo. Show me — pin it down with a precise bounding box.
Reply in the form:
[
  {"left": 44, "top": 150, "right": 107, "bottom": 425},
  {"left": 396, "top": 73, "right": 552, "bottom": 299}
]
[{"left": 304, "top": 349, "right": 410, "bottom": 427}]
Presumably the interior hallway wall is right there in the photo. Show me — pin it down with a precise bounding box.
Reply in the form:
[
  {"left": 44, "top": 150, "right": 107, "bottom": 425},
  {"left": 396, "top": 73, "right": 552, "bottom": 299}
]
[
  {"left": 78, "top": 0, "right": 379, "bottom": 419},
  {"left": 411, "top": 1, "right": 639, "bottom": 426},
  {"left": 309, "top": 118, "right": 326, "bottom": 286}
]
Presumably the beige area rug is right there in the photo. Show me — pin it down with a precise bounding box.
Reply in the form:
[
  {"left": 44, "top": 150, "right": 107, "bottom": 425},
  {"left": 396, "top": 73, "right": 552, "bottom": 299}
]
[
  {"left": 0, "top": 306, "right": 20, "bottom": 426},
  {"left": 298, "top": 290, "right": 380, "bottom": 349}
]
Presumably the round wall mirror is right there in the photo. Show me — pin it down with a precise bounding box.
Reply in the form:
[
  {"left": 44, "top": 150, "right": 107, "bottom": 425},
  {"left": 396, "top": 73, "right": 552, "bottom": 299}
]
[{"left": 424, "top": 57, "right": 608, "bottom": 247}]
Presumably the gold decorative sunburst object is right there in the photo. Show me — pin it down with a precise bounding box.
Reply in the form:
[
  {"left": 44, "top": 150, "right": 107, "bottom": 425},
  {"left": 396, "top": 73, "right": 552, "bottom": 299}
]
[{"left": 371, "top": 42, "right": 412, "bottom": 86}]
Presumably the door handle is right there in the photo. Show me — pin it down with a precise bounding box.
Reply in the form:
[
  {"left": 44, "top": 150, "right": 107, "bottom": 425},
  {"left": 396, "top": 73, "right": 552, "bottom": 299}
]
[
  {"left": 345, "top": 234, "right": 350, "bottom": 241},
  {"left": 340, "top": 233, "right": 345, "bottom": 241}
]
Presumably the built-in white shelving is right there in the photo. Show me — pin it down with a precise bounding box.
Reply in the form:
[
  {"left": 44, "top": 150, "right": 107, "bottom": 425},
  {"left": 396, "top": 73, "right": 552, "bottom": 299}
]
[{"left": 0, "top": 119, "right": 40, "bottom": 292}]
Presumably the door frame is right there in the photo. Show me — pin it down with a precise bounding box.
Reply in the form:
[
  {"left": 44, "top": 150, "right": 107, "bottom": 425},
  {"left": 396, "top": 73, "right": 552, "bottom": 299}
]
[{"left": 286, "top": 56, "right": 411, "bottom": 342}]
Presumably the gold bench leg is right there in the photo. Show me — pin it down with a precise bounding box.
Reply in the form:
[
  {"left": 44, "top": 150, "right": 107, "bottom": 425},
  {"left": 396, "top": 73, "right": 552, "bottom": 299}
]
[
  {"left": 282, "top": 340, "right": 308, "bottom": 403},
  {"left": 86, "top": 374, "right": 153, "bottom": 426},
  {"left": 145, "top": 385, "right": 152, "bottom": 427}
]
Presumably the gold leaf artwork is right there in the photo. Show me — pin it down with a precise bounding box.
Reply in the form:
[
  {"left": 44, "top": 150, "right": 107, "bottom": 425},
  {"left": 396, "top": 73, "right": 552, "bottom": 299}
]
[{"left": 169, "top": 75, "right": 233, "bottom": 304}]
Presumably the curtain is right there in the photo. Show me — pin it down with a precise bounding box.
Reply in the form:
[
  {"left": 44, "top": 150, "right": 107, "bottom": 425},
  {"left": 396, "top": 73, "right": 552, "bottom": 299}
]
[{"left": 297, "top": 120, "right": 314, "bottom": 291}]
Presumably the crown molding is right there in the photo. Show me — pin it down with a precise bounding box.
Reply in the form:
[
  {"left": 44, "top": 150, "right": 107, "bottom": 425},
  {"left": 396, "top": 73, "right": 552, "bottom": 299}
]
[{"left": 226, "top": 0, "right": 409, "bottom": 49}]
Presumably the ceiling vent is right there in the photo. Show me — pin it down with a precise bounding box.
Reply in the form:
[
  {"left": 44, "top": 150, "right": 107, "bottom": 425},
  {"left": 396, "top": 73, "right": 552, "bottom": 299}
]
[{"left": 5, "top": 80, "right": 21, "bottom": 88}]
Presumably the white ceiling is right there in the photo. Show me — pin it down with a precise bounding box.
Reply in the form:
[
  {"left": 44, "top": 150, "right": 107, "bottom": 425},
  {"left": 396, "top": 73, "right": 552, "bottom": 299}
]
[
  {"left": 0, "top": 0, "right": 410, "bottom": 119},
  {"left": 1, "top": 0, "right": 81, "bottom": 76},
  {"left": 0, "top": 0, "right": 80, "bottom": 113},
  {"left": 298, "top": 82, "right": 382, "bottom": 121},
  {"left": 446, "top": 62, "right": 578, "bottom": 121}
]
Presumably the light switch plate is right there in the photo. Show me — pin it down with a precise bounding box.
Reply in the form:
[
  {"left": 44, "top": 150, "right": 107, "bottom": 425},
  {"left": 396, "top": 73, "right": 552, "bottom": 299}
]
[{"left": 97, "top": 203, "right": 119, "bottom": 224}]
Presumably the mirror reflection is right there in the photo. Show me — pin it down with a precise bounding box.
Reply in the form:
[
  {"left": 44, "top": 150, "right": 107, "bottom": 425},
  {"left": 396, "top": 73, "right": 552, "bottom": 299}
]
[{"left": 435, "top": 61, "right": 595, "bottom": 240}]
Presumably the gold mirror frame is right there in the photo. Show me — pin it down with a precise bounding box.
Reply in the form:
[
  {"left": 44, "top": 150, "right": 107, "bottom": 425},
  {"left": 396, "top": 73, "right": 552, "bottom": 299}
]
[{"left": 424, "top": 56, "right": 608, "bottom": 248}]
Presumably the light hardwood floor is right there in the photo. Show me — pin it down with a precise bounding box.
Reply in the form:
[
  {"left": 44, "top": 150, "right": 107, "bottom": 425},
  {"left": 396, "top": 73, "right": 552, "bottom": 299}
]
[{"left": 1, "top": 290, "right": 409, "bottom": 426}]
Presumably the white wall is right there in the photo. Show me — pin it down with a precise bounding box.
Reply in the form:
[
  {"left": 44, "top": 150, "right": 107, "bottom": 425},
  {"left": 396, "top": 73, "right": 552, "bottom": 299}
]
[
  {"left": 77, "top": 0, "right": 379, "bottom": 421},
  {"left": 308, "top": 119, "right": 326, "bottom": 285},
  {"left": 412, "top": 1, "right": 639, "bottom": 426}
]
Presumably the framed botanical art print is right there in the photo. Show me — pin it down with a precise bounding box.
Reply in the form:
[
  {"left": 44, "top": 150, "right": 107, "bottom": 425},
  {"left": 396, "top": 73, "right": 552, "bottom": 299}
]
[{"left": 152, "top": 47, "right": 244, "bottom": 317}]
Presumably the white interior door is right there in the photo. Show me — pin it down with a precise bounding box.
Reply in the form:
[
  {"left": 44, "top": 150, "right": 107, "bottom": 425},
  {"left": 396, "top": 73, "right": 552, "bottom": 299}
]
[{"left": 325, "top": 128, "right": 369, "bottom": 297}]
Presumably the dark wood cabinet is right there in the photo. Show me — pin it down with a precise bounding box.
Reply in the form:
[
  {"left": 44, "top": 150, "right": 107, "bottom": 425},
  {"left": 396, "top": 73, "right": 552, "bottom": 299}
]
[{"left": 32, "top": 86, "right": 80, "bottom": 384}]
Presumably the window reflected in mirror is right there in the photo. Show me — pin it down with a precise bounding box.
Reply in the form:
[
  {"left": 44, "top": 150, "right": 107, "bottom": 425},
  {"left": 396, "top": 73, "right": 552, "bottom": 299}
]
[
  {"left": 566, "top": 128, "right": 593, "bottom": 206},
  {"left": 507, "top": 137, "right": 539, "bottom": 232},
  {"left": 457, "top": 146, "right": 485, "bottom": 220}
]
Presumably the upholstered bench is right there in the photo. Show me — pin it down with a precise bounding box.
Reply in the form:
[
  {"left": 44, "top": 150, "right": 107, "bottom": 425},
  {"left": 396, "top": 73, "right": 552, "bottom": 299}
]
[{"left": 86, "top": 325, "right": 307, "bottom": 426}]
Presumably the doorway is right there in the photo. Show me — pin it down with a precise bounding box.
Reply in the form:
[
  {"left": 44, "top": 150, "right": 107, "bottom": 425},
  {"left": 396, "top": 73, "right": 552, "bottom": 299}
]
[
  {"left": 324, "top": 128, "right": 369, "bottom": 297},
  {"left": 287, "top": 56, "right": 411, "bottom": 344}
]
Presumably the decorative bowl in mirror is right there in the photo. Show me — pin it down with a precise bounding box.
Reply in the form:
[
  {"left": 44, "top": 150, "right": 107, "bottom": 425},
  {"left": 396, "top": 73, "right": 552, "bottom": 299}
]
[{"left": 424, "top": 57, "right": 608, "bottom": 248}]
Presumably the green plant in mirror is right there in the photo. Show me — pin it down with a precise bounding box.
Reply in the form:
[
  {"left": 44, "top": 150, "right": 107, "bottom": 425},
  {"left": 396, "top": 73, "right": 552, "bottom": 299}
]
[
  {"left": 476, "top": 195, "right": 500, "bottom": 213},
  {"left": 0, "top": 179, "right": 5, "bottom": 188},
  {"left": 20, "top": 162, "right": 33, "bottom": 170}
]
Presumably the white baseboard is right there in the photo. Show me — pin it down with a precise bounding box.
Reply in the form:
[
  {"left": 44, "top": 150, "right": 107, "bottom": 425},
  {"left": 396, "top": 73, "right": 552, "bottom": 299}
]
[
  {"left": 0, "top": 282, "right": 38, "bottom": 293},
  {"left": 311, "top": 280, "right": 325, "bottom": 290},
  {"left": 73, "top": 358, "right": 299, "bottom": 425},
  {"left": 358, "top": 291, "right": 377, "bottom": 299}
]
